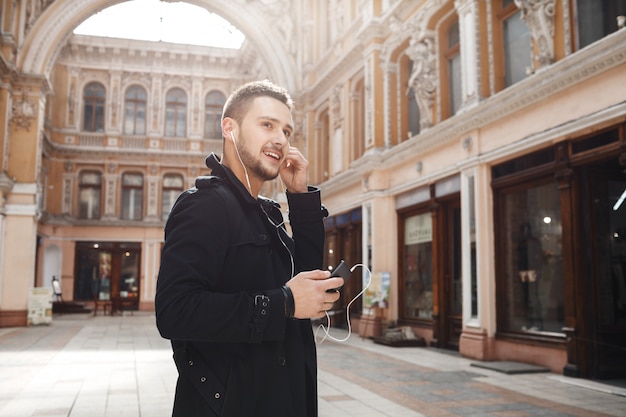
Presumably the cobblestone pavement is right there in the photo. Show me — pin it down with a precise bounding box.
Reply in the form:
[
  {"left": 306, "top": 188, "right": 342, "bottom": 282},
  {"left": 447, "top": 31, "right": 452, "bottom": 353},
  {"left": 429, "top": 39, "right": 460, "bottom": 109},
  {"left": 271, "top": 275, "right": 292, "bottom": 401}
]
[{"left": 0, "top": 313, "right": 625, "bottom": 417}]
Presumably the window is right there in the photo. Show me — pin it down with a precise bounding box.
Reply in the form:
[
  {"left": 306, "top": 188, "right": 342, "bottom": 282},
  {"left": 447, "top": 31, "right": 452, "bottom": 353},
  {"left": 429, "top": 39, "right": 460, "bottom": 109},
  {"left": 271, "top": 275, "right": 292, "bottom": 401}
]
[
  {"left": 204, "top": 90, "right": 226, "bottom": 139},
  {"left": 495, "top": 180, "right": 564, "bottom": 334},
  {"left": 123, "top": 85, "right": 147, "bottom": 135},
  {"left": 406, "top": 59, "right": 420, "bottom": 138},
  {"left": 78, "top": 171, "right": 102, "bottom": 219},
  {"left": 83, "top": 82, "right": 105, "bottom": 132},
  {"left": 401, "top": 212, "right": 433, "bottom": 320},
  {"left": 121, "top": 173, "right": 143, "bottom": 220},
  {"left": 576, "top": 0, "right": 626, "bottom": 49},
  {"left": 162, "top": 174, "right": 184, "bottom": 221},
  {"left": 446, "top": 21, "right": 462, "bottom": 116},
  {"left": 165, "top": 88, "right": 187, "bottom": 137},
  {"left": 495, "top": 1, "right": 531, "bottom": 89},
  {"left": 73, "top": 242, "right": 141, "bottom": 303}
]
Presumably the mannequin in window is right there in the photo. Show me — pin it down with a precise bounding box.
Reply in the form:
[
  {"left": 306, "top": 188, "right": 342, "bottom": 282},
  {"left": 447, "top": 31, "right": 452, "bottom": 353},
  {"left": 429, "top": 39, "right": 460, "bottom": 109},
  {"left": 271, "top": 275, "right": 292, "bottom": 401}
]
[{"left": 517, "top": 223, "right": 543, "bottom": 331}]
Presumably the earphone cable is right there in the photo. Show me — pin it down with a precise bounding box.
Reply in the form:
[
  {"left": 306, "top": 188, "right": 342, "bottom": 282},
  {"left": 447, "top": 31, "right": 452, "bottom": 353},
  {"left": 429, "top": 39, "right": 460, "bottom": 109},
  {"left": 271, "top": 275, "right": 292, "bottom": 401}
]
[{"left": 315, "top": 263, "right": 372, "bottom": 344}]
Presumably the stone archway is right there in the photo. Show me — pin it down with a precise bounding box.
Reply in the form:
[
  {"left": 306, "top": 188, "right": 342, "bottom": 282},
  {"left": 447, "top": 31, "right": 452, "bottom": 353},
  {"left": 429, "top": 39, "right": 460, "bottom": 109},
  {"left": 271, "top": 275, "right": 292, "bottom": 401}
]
[
  {"left": 0, "top": 0, "right": 300, "bottom": 326},
  {"left": 18, "top": 0, "right": 299, "bottom": 91}
]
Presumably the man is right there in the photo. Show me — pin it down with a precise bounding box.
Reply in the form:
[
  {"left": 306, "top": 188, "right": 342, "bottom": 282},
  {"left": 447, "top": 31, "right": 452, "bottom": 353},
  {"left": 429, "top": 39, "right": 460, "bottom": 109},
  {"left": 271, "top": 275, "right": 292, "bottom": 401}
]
[{"left": 155, "top": 80, "right": 343, "bottom": 417}]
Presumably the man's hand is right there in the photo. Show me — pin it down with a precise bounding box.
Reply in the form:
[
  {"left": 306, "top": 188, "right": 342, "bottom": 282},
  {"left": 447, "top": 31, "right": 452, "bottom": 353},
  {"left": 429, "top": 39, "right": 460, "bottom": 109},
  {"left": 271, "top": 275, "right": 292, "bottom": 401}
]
[
  {"left": 279, "top": 146, "right": 308, "bottom": 193},
  {"left": 286, "top": 270, "right": 344, "bottom": 319}
]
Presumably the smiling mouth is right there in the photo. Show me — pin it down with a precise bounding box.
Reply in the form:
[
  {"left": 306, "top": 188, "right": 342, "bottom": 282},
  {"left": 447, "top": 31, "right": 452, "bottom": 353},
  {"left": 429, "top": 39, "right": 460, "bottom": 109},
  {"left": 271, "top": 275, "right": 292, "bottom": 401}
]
[{"left": 263, "top": 150, "right": 281, "bottom": 161}]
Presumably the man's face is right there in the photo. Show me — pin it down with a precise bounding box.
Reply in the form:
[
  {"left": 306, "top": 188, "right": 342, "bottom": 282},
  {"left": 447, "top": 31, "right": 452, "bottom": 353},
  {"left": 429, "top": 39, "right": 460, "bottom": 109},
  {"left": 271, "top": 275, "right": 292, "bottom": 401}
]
[{"left": 235, "top": 96, "right": 294, "bottom": 182}]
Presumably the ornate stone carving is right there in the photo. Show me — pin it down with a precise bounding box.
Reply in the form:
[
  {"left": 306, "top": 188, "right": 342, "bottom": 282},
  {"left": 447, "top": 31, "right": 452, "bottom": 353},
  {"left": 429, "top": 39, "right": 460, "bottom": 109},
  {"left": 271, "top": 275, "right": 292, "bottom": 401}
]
[
  {"left": 515, "top": 0, "right": 556, "bottom": 67},
  {"left": 406, "top": 35, "right": 437, "bottom": 130},
  {"left": 331, "top": 84, "right": 343, "bottom": 128},
  {"left": 24, "top": 0, "right": 56, "bottom": 36},
  {"left": 10, "top": 89, "right": 37, "bottom": 131}
]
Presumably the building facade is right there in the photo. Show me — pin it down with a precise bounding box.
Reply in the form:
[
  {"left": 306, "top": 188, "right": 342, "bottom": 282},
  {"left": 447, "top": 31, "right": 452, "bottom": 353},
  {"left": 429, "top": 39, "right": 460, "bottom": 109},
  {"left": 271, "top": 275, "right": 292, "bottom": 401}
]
[{"left": 1, "top": 0, "right": 625, "bottom": 381}]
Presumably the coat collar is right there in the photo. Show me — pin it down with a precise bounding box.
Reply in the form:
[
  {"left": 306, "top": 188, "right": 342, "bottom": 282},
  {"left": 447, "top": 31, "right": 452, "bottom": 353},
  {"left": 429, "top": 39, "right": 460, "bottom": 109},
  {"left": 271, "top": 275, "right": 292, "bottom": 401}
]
[{"left": 204, "top": 153, "right": 280, "bottom": 212}]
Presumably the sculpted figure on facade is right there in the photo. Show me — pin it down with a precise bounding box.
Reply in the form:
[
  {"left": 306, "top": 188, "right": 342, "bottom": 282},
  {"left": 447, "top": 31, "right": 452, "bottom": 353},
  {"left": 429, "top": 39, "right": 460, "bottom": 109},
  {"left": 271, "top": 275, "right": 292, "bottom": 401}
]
[
  {"left": 514, "top": 0, "right": 556, "bottom": 67},
  {"left": 406, "top": 36, "right": 437, "bottom": 130}
]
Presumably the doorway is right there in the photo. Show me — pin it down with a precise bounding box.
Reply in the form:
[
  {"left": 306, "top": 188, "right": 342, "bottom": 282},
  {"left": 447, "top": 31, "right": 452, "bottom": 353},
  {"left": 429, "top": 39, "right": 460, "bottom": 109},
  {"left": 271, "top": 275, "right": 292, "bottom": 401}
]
[
  {"left": 580, "top": 159, "right": 626, "bottom": 379},
  {"left": 74, "top": 242, "right": 141, "bottom": 311},
  {"left": 439, "top": 198, "right": 462, "bottom": 349}
]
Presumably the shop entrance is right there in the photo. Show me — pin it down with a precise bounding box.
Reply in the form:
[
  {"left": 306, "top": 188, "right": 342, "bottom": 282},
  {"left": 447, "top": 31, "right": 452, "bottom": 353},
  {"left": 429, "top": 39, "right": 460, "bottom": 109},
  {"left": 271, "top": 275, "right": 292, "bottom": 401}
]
[
  {"left": 439, "top": 198, "right": 462, "bottom": 349},
  {"left": 74, "top": 242, "right": 141, "bottom": 313},
  {"left": 579, "top": 159, "right": 626, "bottom": 379}
]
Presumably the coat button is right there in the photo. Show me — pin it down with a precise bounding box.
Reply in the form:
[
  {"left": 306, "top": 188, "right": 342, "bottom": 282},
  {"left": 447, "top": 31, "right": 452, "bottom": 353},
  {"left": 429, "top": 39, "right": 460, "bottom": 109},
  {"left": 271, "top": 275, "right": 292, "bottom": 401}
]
[
  {"left": 188, "top": 360, "right": 193, "bottom": 366},
  {"left": 259, "top": 234, "right": 267, "bottom": 240},
  {"left": 214, "top": 392, "right": 221, "bottom": 399},
  {"left": 200, "top": 377, "right": 206, "bottom": 383},
  {"left": 278, "top": 356, "right": 286, "bottom": 366}
]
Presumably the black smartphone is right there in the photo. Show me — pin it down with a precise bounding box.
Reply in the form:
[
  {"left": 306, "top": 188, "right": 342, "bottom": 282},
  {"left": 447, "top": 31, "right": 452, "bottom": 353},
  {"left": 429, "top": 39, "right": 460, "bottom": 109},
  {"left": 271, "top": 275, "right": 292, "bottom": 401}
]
[{"left": 327, "top": 260, "right": 351, "bottom": 292}]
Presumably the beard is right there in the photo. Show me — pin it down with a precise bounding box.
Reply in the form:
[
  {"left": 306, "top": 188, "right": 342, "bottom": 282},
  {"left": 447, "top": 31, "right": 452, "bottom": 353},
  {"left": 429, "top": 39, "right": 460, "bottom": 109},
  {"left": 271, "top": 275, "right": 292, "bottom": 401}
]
[{"left": 236, "top": 139, "right": 280, "bottom": 182}]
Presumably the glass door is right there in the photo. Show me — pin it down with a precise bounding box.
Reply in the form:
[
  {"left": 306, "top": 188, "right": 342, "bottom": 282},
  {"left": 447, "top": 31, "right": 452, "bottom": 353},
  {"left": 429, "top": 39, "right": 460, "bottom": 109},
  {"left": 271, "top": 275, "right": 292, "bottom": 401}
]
[{"left": 585, "top": 160, "right": 626, "bottom": 379}]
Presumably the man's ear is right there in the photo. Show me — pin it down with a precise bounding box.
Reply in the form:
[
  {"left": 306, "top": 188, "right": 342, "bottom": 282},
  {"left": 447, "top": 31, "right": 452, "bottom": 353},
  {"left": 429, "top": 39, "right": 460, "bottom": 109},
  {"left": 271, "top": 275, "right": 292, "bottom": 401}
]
[{"left": 222, "top": 117, "right": 236, "bottom": 141}]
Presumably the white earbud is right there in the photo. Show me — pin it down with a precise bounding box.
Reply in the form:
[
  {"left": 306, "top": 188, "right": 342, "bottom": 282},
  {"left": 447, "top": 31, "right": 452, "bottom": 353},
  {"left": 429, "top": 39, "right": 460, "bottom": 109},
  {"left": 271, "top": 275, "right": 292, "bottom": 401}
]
[{"left": 230, "top": 131, "right": 236, "bottom": 142}]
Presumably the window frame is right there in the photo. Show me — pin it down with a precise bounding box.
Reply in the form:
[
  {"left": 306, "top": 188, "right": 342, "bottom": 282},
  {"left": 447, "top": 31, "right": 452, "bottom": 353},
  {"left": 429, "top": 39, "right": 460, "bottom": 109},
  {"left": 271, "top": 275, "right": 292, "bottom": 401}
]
[
  {"left": 123, "top": 85, "right": 147, "bottom": 135},
  {"left": 165, "top": 88, "right": 187, "bottom": 138},
  {"left": 204, "top": 90, "right": 226, "bottom": 139},
  {"left": 121, "top": 172, "right": 144, "bottom": 221},
  {"left": 77, "top": 170, "right": 102, "bottom": 220},
  {"left": 161, "top": 173, "right": 184, "bottom": 221},
  {"left": 82, "top": 82, "right": 106, "bottom": 132}
]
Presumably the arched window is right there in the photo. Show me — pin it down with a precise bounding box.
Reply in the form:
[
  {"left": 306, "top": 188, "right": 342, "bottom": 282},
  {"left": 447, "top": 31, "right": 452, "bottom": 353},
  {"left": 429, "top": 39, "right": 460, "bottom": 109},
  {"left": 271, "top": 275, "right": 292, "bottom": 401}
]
[
  {"left": 78, "top": 171, "right": 102, "bottom": 219},
  {"left": 204, "top": 90, "right": 226, "bottom": 139},
  {"left": 165, "top": 88, "right": 187, "bottom": 137},
  {"left": 162, "top": 174, "right": 184, "bottom": 221},
  {"left": 124, "top": 85, "right": 147, "bottom": 135},
  {"left": 83, "top": 82, "right": 105, "bottom": 132},
  {"left": 121, "top": 173, "right": 143, "bottom": 220}
]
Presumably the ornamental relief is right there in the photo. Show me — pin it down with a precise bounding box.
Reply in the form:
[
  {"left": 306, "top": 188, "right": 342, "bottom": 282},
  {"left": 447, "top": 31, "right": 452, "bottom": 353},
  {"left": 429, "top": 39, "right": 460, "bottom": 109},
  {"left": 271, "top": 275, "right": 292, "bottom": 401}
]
[
  {"left": 24, "top": 0, "right": 56, "bottom": 37},
  {"left": 10, "top": 89, "right": 37, "bottom": 131},
  {"left": 515, "top": 0, "right": 556, "bottom": 67}
]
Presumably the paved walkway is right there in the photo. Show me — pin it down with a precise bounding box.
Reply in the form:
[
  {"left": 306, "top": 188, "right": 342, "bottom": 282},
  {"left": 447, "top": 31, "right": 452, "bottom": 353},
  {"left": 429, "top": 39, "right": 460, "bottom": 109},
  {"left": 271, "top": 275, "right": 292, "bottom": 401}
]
[{"left": 0, "top": 313, "right": 625, "bottom": 417}]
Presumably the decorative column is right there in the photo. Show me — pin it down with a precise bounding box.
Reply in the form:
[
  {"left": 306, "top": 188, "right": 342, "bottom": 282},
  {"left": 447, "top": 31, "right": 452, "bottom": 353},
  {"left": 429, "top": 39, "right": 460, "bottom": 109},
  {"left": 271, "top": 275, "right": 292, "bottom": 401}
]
[
  {"left": 455, "top": 0, "right": 482, "bottom": 108},
  {"left": 363, "top": 44, "right": 385, "bottom": 149},
  {"left": 145, "top": 164, "right": 161, "bottom": 222},
  {"left": 514, "top": 0, "right": 556, "bottom": 68},
  {"left": 554, "top": 143, "right": 580, "bottom": 376},
  {"left": 102, "top": 163, "right": 118, "bottom": 220},
  {"left": 0, "top": 78, "right": 48, "bottom": 327}
]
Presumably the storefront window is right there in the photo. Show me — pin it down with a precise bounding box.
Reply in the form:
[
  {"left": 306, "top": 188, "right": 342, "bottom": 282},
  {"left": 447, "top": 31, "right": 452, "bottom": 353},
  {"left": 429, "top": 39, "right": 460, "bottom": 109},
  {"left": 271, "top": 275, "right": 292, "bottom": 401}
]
[
  {"left": 499, "top": 181, "right": 564, "bottom": 333},
  {"left": 74, "top": 242, "right": 141, "bottom": 303},
  {"left": 403, "top": 212, "right": 433, "bottom": 320}
]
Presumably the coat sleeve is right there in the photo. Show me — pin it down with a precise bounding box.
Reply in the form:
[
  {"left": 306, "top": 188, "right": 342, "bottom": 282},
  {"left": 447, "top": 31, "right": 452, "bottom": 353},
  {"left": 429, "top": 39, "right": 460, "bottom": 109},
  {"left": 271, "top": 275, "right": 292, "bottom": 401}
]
[
  {"left": 155, "top": 187, "right": 286, "bottom": 344},
  {"left": 286, "top": 186, "right": 329, "bottom": 273}
]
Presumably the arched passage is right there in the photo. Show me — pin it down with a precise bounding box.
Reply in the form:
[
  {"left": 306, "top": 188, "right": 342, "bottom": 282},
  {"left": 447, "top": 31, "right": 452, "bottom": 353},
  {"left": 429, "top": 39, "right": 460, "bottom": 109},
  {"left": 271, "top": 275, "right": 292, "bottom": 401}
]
[{"left": 18, "top": 0, "right": 298, "bottom": 91}]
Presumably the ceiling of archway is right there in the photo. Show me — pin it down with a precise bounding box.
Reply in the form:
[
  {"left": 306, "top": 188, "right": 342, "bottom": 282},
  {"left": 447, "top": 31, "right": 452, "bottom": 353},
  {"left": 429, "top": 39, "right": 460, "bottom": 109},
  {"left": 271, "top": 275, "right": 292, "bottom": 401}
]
[{"left": 18, "top": 0, "right": 299, "bottom": 91}]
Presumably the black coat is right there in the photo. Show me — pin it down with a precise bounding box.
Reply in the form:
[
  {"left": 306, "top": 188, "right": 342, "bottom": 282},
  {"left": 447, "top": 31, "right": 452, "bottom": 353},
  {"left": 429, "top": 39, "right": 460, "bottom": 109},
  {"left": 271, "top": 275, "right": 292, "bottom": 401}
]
[{"left": 156, "top": 153, "right": 328, "bottom": 417}]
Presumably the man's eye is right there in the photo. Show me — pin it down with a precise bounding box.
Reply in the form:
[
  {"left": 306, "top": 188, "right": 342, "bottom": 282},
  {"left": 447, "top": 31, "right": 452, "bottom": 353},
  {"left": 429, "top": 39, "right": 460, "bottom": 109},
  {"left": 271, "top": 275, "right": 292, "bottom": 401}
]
[{"left": 284, "top": 130, "right": 291, "bottom": 139}]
